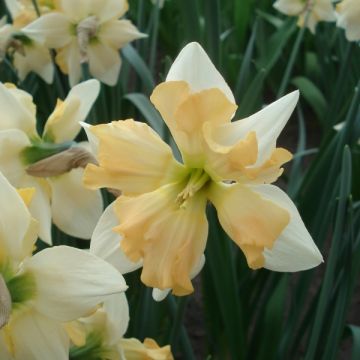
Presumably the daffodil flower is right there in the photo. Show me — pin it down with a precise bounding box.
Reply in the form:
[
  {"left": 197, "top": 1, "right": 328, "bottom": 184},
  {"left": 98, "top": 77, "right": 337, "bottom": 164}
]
[
  {"left": 336, "top": 0, "right": 360, "bottom": 41},
  {"left": 273, "top": 0, "right": 336, "bottom": 33},
  {"left": 84, "top": 42, "right": 323, "bottom": 296},
  {"left": 0, "top": 79, "right": 102, "bottom": 244},
  {"left": 0, "top": 171, "right": 127, "bottom": 360},
  {"left": 0, "top": 0, "right": 54, "bottom": 83},
  {"left": 67, "top": 293, "right": 173, "bottom": 360},
  {"left": 23, "top": 0, "right": 146, "bottom": 86}
]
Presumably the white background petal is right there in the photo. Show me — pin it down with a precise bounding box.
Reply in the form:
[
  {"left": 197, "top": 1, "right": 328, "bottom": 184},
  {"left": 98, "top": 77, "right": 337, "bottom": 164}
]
[
  {"left": 0, "top": 129, "right": 30, "bottom": 185},
  {"left": 50, "top": 168, "right": 103, "bottom": 239},
  {"left": 87, "top": 43, "right": 121, "bottom": 86},
  {"left": 90, "top": 203, "right": 142, "bottom": 273},
  {"left": 21, "top": 176, "right": 52, "bottom": 245},
  {"left": 25, "top": 245, "right": 127, "bottom": 322},
  {"left": 250, "top": 184, "right": 323, "bottom": 271},
  {"left": 166, "top": 42, "right": 235, "bottom": 103},
  {"left": 0, "top": 83, "right": 36, "bottom": 136},
  {"left": 23, "top": 13, "right": 72, "bottom": 48},
  {"left": 103, "top": 292, "right": 130, "bottom": 342},
  {"left": 44, "top": 79, "right": 100, "bottom": 143},
  {"left": 10, "top": 310, "right": 69, "bottom": 360},
  {"left": 0, "top": 172, "right": 36, "bottom": 262}
]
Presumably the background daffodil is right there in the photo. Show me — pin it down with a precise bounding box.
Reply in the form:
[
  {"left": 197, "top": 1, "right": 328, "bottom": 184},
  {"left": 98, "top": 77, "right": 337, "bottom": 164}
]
[
  {"left": 0, "top": 171, "right": 127, "bottom": 360},
  {"left": 84, "top": 42, "right": 323, "bottom": 296},
  {"left": 273, "top": 0, "right": 336, "bottom": 33},
  {"left": 0, "top": 0, "right": 55, "bottom": 83},
  {"left": 0, "top": 79, "right": 102, "bottom": 244},
  {"left": 23, "top": 0, "right": 146, "bottom": 86},
  {"left": 67, "top": 293, "right": 174, "bottom": 359},
  {"left": 336, "top": 0, "right": 360, "bottom": 41}
]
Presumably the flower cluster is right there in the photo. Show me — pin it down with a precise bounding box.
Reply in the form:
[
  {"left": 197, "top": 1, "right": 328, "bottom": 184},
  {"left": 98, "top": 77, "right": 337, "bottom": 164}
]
[
  {"left": 274, "top": 0, "right": 360, "bottom": 40},
  {"left": 0, "top": 0, "right": 337, "bottom": 358}
]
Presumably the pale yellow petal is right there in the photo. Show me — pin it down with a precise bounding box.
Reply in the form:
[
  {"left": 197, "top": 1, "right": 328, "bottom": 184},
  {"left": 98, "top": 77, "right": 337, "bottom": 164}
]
[
  {"left": 203, "top": 128, "right": 258, "bottom": 181},
  {"left": 17, "top": 187, "right": 35, "bottom": 207},
  {"left": 114, "top": 184, "right": 208, "bottom": 295},
  {"left": 151, "top": 82, "right": 237, "bottom": 167},
  {"left": 209, "top": 182, "right": 290, "bottom": 269},
  {"left": 84, "top": 120, "right": 184, "bottom": 195},
  {"left": 120, "top": 337, "right": 174, "bottom": 360}
]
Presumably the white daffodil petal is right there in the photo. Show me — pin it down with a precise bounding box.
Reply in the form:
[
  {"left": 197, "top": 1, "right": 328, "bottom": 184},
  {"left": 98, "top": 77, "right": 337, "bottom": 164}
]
[
  {"left": 50, "top": 168, "right": 103, "bottom": 239},
  {"left": 87, "top": 43, "right": 121, "bottom": 86},
  {"left": 152, "top": 288, "right": 170, "bottom": 302},
  {"left": 25, "top": 245, "right": 127, "bottom": 322},
  {"left": 212, "top": 91, "right": 299, "bottom": 166},
  {"left": 23, "top": 13, "right": 71, "bottom": 48},
  {"left": 0, "top": 83, "right": 36, "bottom": 135},
  {"left": 0, "top": 129, "right": 29, "bottom": 185},
  {"left": 9, "top": 310, "right": 69, "bottom": 360},
  {"left": 99, "top": 19, "right": 147, "bottom": 48},
  {"left": 44, "top": 79, "right": 100, "bottom": 143},
  {"left": 166, "top": 42, "right": 235, "bottom": 103},
  {"left": 0, "top": 172, "right": 37, "bottom": 262},
  {"left": 90, "top": 203, "right": 142, "bottom": 273},
  {"left": 336, "top": 0, "right": 360, "bottom": 42},
  {"left": 21, "top": 176, "right": 52, "bottom": 245},
  {"left": 14, "top": 43, "right": 54, "bottom": 84},
  {"left": 0, "top": 333, "right": 12, "bottom": 360},
  {"left": 251, "top": 184, "right": 323, "bottom": 271},
  {"left": 55, "top": 39, "right": 82, "bottom": 87},
  {"left": 103, "top": 292, "right": 130, "bottom": 342}
]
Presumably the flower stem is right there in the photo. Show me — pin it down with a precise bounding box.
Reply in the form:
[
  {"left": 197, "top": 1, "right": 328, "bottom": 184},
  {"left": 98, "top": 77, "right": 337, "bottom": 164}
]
[{"left": 277, "top": 9, "right": 311, "bottom": 98}]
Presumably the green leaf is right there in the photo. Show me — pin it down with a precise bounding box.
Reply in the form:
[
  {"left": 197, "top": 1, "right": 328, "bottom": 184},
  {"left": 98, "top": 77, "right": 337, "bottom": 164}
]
[
  {"left": 348, "top": 325, "right": 360, "bottom": 360},
  {"left": 124, "top": 93, "right": 165, "bottom": 138},
  {"left": 291, "top": 77, "right": 327, "bottom": 125},
  {"left": 121, "top": 45, "right": 155, "bottom": 94}
]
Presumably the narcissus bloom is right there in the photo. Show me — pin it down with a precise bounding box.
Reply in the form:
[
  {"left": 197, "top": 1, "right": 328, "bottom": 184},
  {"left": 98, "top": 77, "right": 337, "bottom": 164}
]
[
  {"left": 84, "top": 42, "right": 323, "bottom": 296},
  {"left": 0, "top": 0, "right": 55, "bottom": 83},
  {"left": 0, "top": 172, "right": 127, "bottom": 360},
  {"left": 67, "top": 293, "right": 173, "bottom": 359},
  {"left": 273, "top": 0, "right": 336, "bottom": 33},
  {"left": 23, "top": 0, "right": 146, "bottom": 86},
  {"left": 0, "top": 79, "right": 102, "bottom": 244},
  {"left": 336, "top": 0, "right": 360, "bottom": 41}
]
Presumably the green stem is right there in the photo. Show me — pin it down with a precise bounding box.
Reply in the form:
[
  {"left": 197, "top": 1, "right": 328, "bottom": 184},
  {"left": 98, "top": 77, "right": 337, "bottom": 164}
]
[
  {"left": 169, "top": 296, "right": 189, "bottom": 349},
  {"left": 166, "top": 296, "right": 195, "bottom": 360},
  {"left": 31, "top": 0, "right": 41, "bottom": 16},
  {"left": 277, "top": 9, "right": 310, "bottom": 98},
  {"left": 149, "top": 1, "right": 160, "bottom": 75}
]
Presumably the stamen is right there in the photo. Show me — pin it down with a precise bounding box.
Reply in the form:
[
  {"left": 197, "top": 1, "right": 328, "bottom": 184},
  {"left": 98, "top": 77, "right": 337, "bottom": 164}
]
[
  {"left": 77, "top": 16, "right": 98, "bottom": 62},
  {"left": 176, "top": 169, "right": 209, "bottom": 208}
]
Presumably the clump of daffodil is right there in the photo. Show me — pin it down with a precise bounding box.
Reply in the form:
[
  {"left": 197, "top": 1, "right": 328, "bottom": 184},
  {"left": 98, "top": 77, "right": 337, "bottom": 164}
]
[
  {"left": 23, "top": 0, "right": 146, "bottom": 87},
  {"left": 83, "top": 42, "right": 323, "bottom": 296},
  {"left": 336, "top": 0, "right": 360, "bottom": 41},
  {"left": 273, "top": 0, "right": 336, "bottom": 33},
  {"left": 0, "top": 79, "right": 102, "bottom": 244},
  {"left": 0, "top": 0, "right": 56, "bottom": 83},
  {"left": 0, "top": 171, "right": 127, "bottom": 359},
  {"left": 67, "top": 293, "right": 173, "bottom": 360}
]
